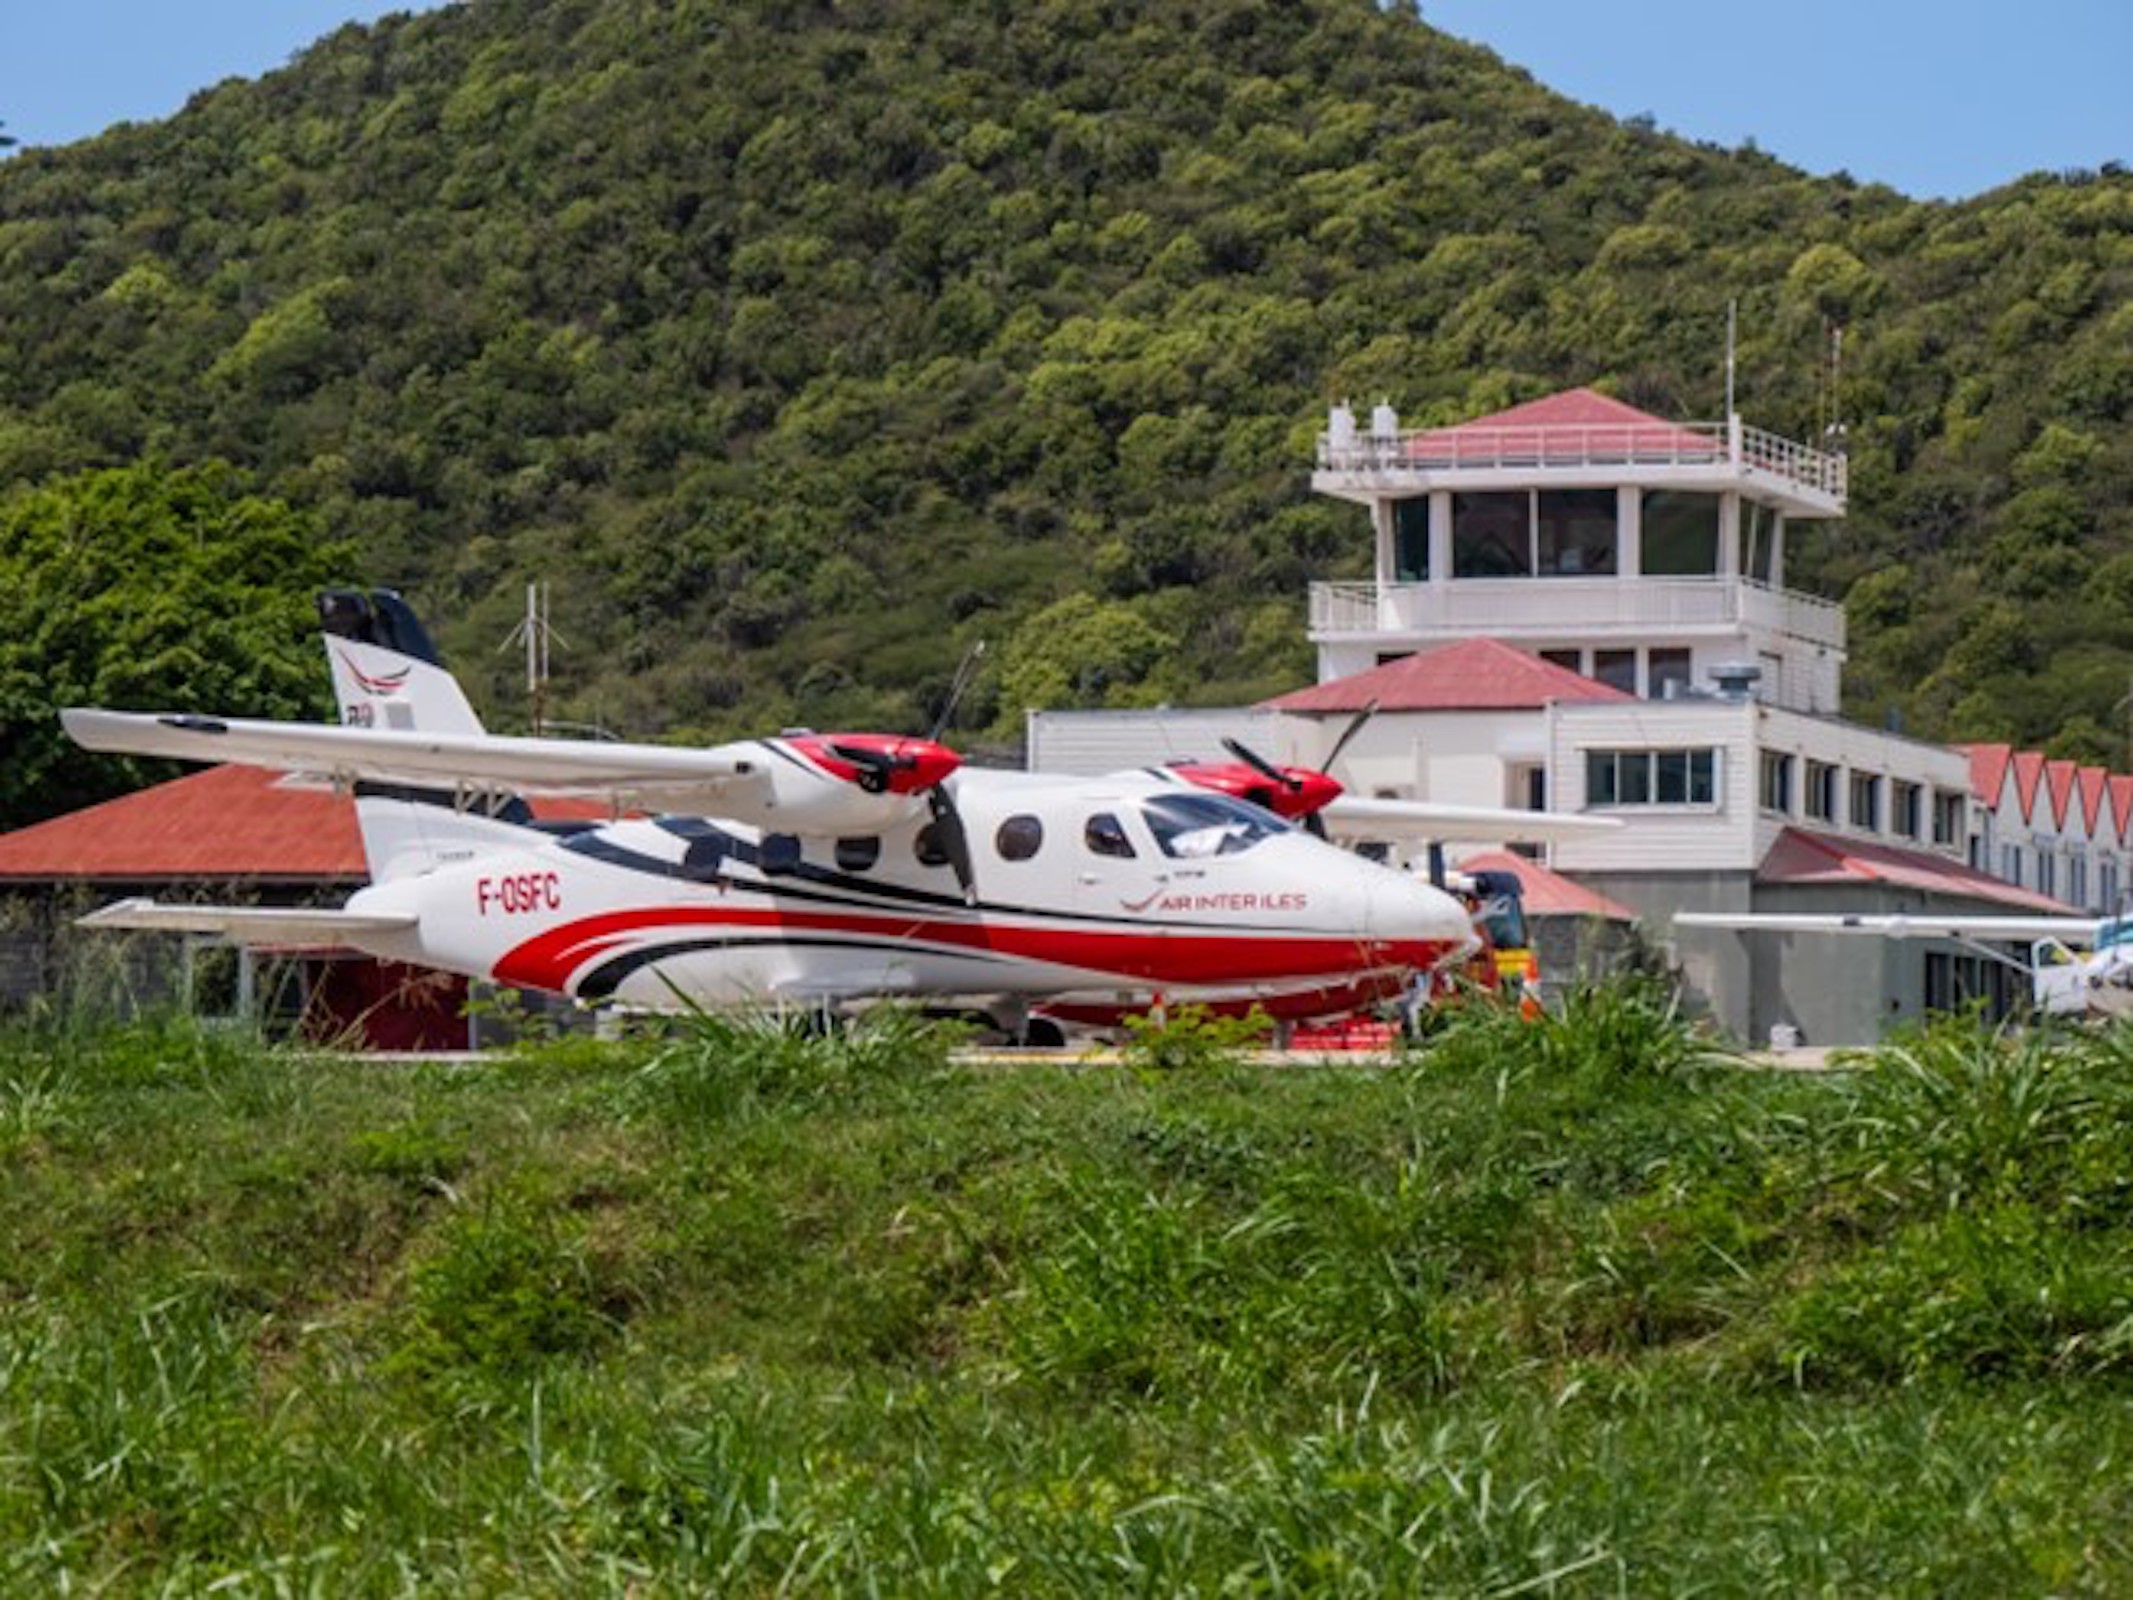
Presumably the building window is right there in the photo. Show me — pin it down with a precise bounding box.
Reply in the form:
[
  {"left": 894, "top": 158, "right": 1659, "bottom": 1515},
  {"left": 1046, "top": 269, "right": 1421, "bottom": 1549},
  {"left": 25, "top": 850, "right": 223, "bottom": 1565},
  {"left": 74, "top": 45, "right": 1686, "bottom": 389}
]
[
  {"left": 1593, "top": 649, "right": 1638, "bottom": 694},
  {"left": 2071, "top": 851, "right": 2088, "bottom": 908},
  {"left": 1452, "top": 492, "right": 1529, "bottom": 577},
  {"left": 2038, "top": 852, "right": 2057, "bottom": 899},
  {"left": 1392, "top": 497, "right": 1429, "bottom": 582},
  {"left": 1892, "top": 781, "right": 1921, "bottom": 840},
  {"left": 1535, "top": 489, "right": 1618, "bottom": 576},
  {"left": 2002, "top": 843, "right": 2023, "bottom": 885},
  {"left": 1848, "top": 771, "right": 1882, "bottom": 833},
  {"left": 1740, "top": 500, "right": 1777, "bottom": 583},
  {"left": 1586, "top": 748, "right": 1718, "bottom": 808},
  {"left": 1759, "top": 751, "right": 1794, "bottom": 815},
  {"left": 1933, "top": 789, "right": 1965, "bottom": 846},
  {"left": 2104, "top": 861, "right": 2119, "bottom": 911},
  {"left": 1649, "top": 648, "right": 1693, "bottom": 700},
  {"left": 1805, "top": 760, "right": 1837, "bottom": 822},
  {"left": 1541, "top": 648, "right": 1583, "bottom": 675},
  {"left": 1641, "top": 490, "right": 1721, "bottom": 575}
]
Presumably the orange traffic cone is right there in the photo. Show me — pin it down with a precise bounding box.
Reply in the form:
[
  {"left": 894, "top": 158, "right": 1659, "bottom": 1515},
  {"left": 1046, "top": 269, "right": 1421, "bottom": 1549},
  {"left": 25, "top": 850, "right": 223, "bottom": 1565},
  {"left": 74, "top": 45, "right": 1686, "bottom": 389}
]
[{"left": 1518, "top": 972, "right": 1544, "bottom": 1022}]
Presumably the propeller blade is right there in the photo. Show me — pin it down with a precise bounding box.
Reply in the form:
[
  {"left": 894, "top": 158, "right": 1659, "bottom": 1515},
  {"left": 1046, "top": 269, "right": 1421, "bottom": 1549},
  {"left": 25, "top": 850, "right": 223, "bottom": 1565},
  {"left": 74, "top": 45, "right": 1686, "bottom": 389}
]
[
  {"left": 926, "top": 783, "right": 978, "bottom": 905},
  {"left": 929, "top": 639, "right": 988, "bottom": 743},
  {"left": 826, "top": 741, "right": 899, "bottom": 794},
  {"left": 1322, "top": 698, "right": 1380, "bottom": 773},
  {"left": 1221, "top": 735, "right": 1302, "bottom": 792}
]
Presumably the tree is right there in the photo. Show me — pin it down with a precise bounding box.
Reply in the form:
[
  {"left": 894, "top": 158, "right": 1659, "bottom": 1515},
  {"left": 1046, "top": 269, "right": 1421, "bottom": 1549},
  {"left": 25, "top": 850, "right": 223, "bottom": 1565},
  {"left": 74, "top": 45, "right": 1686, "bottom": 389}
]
[{"left": 0, "top": 463, "right": 358, "bottom": 827}]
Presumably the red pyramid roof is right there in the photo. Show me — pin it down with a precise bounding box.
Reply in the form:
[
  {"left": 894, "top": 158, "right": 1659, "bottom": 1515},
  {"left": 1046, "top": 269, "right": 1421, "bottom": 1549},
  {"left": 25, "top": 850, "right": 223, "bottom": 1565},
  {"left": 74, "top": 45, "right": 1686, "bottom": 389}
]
[
  {"left": 2112, "top": 776, "right": 2133, "bottom": 843},
  {"left": 1455, "top": 849, "right": 1635, "bottom": 921},
  {"left": 1261, "top": 638, "right": 1634, "bottom": 714},
  {"left": 1963, "top": 743, "right": 2013, "bottom": 805},
  {"left": 1400, "top": 386, "right": 1718, "bottom": 466},
  {"left": 2078, "top": 766, "right": 2109, "bottom": 833},
  {"left": 2010, "top": 751, "right": 2048, "bottom": 823},
  {"left": 2045, "top": 759, "right": 2079, "bottom": 829},
  {"left": 1759, "top": 827, "right": 2072, "bottom": 914}
]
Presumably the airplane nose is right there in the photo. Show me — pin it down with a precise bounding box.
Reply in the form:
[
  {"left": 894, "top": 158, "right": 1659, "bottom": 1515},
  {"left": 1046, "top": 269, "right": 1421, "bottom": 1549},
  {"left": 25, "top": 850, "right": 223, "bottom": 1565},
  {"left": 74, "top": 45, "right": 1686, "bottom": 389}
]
[{"left": 1366, "top": 872, "right": 1475, "bottom": 970}]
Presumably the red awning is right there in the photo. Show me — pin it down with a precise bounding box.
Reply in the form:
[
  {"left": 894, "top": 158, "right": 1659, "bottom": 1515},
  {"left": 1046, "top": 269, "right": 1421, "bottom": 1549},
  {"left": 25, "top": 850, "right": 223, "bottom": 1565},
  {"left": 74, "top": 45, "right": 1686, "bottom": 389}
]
[{"left": 1758, "top": 827, "right": 2074, "bottom": 914}]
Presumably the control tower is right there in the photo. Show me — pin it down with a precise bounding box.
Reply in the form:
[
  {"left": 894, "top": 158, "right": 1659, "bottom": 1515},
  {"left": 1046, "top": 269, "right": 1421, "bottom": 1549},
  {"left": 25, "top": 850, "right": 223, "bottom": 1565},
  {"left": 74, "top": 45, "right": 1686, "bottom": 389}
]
[{"left": 1308, "top": 388, "right": 1849, "bottom": 712}]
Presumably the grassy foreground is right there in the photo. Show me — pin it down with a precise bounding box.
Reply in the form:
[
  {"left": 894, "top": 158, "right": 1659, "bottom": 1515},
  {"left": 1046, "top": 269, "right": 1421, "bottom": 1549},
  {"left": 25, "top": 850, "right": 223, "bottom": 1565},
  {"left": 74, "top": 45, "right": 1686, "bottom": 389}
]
[{"left": 4, "top": 991, "right": 2133, "bottom": 1594}]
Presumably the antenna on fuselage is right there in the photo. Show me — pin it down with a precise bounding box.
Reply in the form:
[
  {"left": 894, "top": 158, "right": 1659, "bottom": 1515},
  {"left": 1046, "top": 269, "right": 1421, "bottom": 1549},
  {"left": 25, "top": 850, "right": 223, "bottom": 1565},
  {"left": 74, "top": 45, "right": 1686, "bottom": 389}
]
[{"left": 929, "top": 638, "right": 988, "bottom": 741}]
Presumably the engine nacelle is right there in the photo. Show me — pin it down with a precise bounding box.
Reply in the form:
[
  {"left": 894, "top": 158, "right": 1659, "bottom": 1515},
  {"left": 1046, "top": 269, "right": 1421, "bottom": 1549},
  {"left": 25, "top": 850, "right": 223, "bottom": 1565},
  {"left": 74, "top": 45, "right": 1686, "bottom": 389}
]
[{"left": 709, "top": 733, "right": 963, "bottom": 835}]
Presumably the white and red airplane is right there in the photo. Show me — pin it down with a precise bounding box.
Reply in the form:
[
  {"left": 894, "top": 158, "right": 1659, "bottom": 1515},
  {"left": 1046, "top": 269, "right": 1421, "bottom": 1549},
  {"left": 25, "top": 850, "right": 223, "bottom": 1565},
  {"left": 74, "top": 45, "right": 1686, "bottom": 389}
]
[{"left": 61, "top": 590, "right": 1610, "bottom": 1038}]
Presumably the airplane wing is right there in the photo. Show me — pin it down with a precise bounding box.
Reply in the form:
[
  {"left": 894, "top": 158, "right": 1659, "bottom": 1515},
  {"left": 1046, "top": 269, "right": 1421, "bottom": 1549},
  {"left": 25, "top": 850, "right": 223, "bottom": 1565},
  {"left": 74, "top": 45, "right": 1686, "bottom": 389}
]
[
  {"left": 1319, "top": 795, "right": 1624, "bottom": 846},
  {"left": 79, "top": 897, "right": 418, "bottom": 949},
  {"left": 1672, "top": 911, "right": 2102, "bottom": 943},
  {"left": 62, "top": 708, "right": 768, "bottom": 809}
]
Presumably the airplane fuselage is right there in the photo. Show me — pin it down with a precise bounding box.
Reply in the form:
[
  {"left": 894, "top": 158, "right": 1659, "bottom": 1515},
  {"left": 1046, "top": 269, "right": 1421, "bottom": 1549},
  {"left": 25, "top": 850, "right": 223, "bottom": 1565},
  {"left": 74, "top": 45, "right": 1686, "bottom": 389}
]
[{"left": 343, "top": 770, "right": 1475, "bottom": 1014}]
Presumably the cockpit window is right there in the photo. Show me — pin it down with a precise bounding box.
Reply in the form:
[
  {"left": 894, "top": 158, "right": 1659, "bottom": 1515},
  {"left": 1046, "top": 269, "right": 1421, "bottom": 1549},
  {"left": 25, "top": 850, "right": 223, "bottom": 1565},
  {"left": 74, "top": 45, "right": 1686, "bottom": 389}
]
[
  {"left": 1085, "top": 812, "right": 1137, "bottom": 859},
  {"left": 1141, "top": 792, "right": 1289, "bottom": 859}
]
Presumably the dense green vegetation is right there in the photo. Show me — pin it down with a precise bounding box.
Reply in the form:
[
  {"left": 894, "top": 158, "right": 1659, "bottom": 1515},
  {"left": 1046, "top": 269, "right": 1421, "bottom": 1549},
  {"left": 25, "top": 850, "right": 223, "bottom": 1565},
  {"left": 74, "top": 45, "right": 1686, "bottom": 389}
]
[
  {"left": 0, "top": 0, "right": 2128, "bottom": 810},
  {"left": 4, "top": 995, "right": 2133, "bottom": 1591}
]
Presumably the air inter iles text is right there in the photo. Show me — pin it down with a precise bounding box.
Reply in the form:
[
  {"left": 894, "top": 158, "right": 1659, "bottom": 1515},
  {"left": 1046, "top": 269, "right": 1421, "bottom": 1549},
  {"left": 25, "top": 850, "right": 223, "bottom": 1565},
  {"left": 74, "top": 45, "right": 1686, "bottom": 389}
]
[{"left": 1160, "top": 891, "right": 1308, "bottom": 913}]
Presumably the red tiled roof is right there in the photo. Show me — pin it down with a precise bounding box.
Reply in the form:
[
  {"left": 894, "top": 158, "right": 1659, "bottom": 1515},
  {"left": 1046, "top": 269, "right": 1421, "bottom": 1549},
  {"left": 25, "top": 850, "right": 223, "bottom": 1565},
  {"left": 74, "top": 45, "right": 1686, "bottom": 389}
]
[
  {"left": 2079, "top": 766, "right": 2109, "bottom": 834},
  {"left": 1261, "top": 638, "right": 1634, "bottom": 714},
  {"left": 1455, "top": 849, "right": 1636, "bottom": 921},
  {"left": 2111, "top": 776, "right": 2133, "bottom": 842},
  {"left": 0, "top": 766, "right": 609, "bottom": 883},
  {"left": 2011, "top": 750, "right": 2048, "bottom": 823},
  {"left": 1400, "top": 386, "right": 1718, "bottom": 465},
  {"left": 1758, "top": 827, "right": 2074, "bottom": 914},
  {"left": 1963, "top": 743, "right": 2013, "bottom": 806},
  {"left": 2045, "top": 759, "right": 2079, "bottom": 830}
]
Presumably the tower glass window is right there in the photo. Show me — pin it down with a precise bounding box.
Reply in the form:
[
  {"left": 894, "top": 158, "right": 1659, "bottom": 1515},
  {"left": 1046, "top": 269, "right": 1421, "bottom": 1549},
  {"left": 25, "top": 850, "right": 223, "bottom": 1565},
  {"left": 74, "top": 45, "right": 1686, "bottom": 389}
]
[
  {"left": 1451, "top": 492, "right": 1529, "bottom": 577},
  {"left": 1641, "top": 491, "right": 1720, "bottom": 575},
  {"left": 1535, "top": 489, "right": 1618, "bottom": 576},
  {"left": 1392, "top": 497, "right": 1429, "bottom": 581}
]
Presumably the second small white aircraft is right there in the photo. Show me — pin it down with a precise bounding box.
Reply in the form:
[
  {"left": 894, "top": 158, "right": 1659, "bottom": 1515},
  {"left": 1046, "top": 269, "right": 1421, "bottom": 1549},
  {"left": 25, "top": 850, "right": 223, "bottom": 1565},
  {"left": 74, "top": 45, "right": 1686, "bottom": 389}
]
[{"left": 64, "top": 590, "right": 1616, "bottom": 1038}]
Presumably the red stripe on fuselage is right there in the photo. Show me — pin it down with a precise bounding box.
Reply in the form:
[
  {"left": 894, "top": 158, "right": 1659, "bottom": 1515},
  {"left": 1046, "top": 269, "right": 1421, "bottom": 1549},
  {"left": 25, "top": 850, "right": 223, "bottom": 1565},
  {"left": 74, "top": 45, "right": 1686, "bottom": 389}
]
[{"left": 492, "top": 904, "right": 1454, "bottom": 995}]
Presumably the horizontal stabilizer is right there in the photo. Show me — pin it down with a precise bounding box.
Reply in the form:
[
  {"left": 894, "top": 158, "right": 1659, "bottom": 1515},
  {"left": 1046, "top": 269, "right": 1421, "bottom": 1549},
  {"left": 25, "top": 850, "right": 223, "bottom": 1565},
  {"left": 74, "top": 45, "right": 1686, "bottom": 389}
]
[
  {"left": 1673, "top": 911, "right": 2100, "bottom": 943},
  {"left": 1321, "top": 795, "right": 1623, "bottom": 846},
  {"left": 62, "top": 708, "right": 765, "bottom": 808},
  {"left": 78, "top": 897, "right": 418, "bottom": 949}
]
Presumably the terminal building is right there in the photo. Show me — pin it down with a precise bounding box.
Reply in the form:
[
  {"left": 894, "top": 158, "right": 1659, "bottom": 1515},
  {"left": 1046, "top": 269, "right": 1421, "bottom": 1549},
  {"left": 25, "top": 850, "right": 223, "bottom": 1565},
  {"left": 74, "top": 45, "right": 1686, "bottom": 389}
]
[{"left": 1032, "top": 387, "right": 2118, "bottom": 1044}]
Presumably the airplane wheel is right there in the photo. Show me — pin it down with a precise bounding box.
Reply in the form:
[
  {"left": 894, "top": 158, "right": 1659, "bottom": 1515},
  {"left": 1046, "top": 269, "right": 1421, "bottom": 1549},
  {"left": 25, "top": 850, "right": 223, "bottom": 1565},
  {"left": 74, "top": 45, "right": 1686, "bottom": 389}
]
[{"left": 1019, "top": 1017, "right": 1069, "bottom": 1050}]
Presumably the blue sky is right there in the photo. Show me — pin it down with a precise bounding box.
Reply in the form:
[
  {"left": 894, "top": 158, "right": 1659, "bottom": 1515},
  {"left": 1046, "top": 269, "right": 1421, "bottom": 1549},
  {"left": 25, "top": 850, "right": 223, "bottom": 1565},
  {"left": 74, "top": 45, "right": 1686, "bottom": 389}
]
[
  {"left": 2, "top": 1, "right": 2127, "bottom": 200},
  {"left": 1423, "top": 0, "right": 2130, "bottom": 199}
]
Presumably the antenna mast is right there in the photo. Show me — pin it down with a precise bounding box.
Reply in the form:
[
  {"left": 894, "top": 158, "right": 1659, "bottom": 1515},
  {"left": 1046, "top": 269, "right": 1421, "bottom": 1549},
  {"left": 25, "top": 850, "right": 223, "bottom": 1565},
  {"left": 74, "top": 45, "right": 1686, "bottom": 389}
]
[{"left": 500, "top": 581, "right": 560, "bottom": 737}]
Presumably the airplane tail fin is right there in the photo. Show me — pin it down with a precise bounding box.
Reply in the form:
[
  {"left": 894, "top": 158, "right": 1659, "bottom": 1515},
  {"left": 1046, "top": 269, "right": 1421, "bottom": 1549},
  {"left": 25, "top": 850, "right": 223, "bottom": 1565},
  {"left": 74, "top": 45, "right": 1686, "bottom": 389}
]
[
  {"left": 316, "top": 589, "right": 538, "bottom": 883},
  {"left": 318, "top": 588, "right": 485, "bottom": 736}
]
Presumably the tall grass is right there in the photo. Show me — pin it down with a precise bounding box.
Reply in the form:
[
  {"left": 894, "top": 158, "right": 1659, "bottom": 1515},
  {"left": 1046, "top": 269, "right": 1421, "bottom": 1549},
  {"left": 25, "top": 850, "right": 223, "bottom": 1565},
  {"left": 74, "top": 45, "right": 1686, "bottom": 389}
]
[{"left": 2, "top": 996, "right": 2132, "bottom": 1591}]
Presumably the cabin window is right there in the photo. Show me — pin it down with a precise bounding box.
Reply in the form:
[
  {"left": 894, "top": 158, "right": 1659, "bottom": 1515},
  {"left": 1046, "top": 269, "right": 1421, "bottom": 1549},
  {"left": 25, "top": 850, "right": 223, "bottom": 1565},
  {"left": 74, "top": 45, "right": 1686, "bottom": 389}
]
[
  {"left": 1585, "top": 748, "right": 1717, "bottom": 808},
  {"left": 1085, "top": 812, "right": 1136, "bottom": 859},
  {"left": 1392, "top": 497, "right": 1429, "bottom": 581},
  {"left": 760, "top": 833, "right": 803, "bottom": 875},
  {"left": 681, "top": 834, "right": 731, "bottom": 881},
  {"left": 835, "top": 836, "right": 881, "bottom": 872},
  {"left": 1641, "top": 491, "right": 1720, "bottom": 575},
  {"left": 995, "top": 814, "right": 1044, "bottom": 862},
  {"left": 1451, "top": 492, "right": 1528, "bottom": 577},
  {"left": 1535, "top": 489, "right": 1617, "bottom": 576}
]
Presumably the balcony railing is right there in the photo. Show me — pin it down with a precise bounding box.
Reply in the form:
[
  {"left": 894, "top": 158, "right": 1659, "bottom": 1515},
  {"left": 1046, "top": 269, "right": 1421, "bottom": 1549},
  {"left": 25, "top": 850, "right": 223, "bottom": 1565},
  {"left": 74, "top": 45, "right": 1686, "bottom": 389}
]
[
  {"left": 1308, "top": 576, "right": 1847, "bottom": 651},
  {"left": 1315, "top": 418, "right": 1847, "bottom": 502}
]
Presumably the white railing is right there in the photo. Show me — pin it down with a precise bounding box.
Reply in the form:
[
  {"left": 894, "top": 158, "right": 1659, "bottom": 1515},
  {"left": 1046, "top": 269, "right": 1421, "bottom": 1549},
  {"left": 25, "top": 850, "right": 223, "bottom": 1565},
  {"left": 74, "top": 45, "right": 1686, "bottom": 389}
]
[
  {"left": 1308, "top": 576, "right": 1846, "bottom": 651},
  {"left": 1315, "top": 417, "right": 1847, "bottom": 502}
]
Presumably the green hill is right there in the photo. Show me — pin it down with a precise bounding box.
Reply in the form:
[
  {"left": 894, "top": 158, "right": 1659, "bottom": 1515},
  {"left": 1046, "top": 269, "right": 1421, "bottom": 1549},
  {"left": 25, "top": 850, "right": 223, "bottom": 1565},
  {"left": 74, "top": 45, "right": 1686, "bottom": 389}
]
[{"left": 0, "top": 0, "right": 2127, "bottom": 781}]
